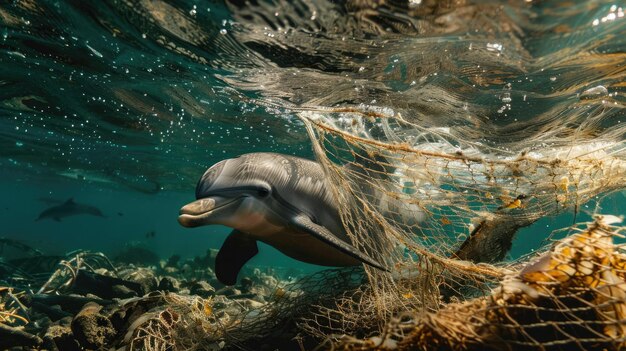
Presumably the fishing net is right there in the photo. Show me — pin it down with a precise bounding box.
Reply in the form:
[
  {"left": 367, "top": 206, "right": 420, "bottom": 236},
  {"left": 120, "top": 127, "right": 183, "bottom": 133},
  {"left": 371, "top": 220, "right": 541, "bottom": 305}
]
[
  {"left": 117, "top": 268, "right": 364, "bottom": 351},
  {"left": 300, "top": 106, "right": 626, "bottom": 265},
  {"left": 287, "top": 105, "right": 626, "bottom": 342},
  {"left": 332, "top": 214, "right": 626, "bottom": 351},
  {"left": 115, "top": 104, "right": 626, "bottom": 350}
]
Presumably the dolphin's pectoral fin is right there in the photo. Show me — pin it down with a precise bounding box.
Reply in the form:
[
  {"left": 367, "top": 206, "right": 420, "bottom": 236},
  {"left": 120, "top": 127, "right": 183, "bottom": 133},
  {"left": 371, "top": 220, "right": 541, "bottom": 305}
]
[
  {"left": 290, "top": 214, "right": 387, "bottom": 271},
  {"left": 215, "top": 230, "right": 259, "bottom": 285}
]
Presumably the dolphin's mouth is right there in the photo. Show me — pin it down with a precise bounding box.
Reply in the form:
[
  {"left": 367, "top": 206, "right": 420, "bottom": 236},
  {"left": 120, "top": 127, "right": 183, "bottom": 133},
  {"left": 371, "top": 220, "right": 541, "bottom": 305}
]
[{"left": 178, "top": 197, "right": 240, "bottom": 227}]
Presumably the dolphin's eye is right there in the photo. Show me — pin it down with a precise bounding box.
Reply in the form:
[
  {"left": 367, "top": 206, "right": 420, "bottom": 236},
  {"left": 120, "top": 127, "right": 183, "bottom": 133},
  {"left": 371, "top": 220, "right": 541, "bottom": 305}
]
[{"left": 257, "top": 188, "right": 270, "bottom": 198}]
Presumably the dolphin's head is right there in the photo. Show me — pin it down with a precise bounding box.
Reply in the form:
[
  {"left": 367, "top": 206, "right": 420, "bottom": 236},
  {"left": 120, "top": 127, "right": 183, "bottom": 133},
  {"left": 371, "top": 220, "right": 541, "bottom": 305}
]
[{"left": 178, "top": 155, "right": 285, "bottom": 229}]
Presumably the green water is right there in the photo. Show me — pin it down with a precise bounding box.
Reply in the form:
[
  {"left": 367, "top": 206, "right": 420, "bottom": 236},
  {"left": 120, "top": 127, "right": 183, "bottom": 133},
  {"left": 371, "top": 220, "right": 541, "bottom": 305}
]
[{"left": 0, "top": 0, "right": 624, "bottom": 270}]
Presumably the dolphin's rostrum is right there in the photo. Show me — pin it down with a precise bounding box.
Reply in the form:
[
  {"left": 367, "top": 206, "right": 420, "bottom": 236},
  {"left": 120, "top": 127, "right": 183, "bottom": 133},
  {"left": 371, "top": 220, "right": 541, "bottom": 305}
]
[{"left": 178, "top": 152, "right": 386, "bottom": 285}]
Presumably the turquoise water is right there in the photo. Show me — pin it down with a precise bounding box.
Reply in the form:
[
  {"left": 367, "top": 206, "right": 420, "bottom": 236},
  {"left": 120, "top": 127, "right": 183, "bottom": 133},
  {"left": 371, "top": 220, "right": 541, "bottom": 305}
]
[{"left": 0, "top": 0, "right": 625, "bottom": 271}]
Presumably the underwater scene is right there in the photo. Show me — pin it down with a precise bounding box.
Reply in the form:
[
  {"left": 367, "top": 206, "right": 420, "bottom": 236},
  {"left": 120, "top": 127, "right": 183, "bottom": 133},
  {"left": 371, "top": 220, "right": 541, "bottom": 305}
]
[{"left": 0, "top": 0, "right": 625, "bottom": 350}]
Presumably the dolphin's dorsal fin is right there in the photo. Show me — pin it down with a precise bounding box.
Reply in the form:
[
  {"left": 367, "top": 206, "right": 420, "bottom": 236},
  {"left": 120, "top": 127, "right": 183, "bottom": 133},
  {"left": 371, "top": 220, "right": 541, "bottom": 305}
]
[
  {"left": 290, "top": 213, "right": 387, "bottom": 271},
  {"left": 215, "top": 230, "right": 259, "bottom": 285},
  {"left": 64, "top": 197, "right": 75, "bottom": 205}
]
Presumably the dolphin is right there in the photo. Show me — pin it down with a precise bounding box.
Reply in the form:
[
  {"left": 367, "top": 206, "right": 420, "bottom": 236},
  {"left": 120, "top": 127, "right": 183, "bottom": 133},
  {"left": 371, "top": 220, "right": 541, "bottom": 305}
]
[
  {"left": 178, "top": 152, "right": 386, "bottom": 285},
  {"left": 36, "top": 198, "right": 105, "bottom": 222}
]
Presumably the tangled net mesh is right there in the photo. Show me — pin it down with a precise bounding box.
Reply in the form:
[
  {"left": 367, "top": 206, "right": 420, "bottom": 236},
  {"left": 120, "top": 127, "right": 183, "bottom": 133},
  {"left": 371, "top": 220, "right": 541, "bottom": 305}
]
[
  {"left": 295, "top": 105, "right": 626, "bottom": 329},
  {"left": 302, "top": 106, "right": 626, "bottom": 265},
  {"left": 118, "top": 104, "right": 626, "bottom": 350},
  {"left": 332, "top": 214, "right": 626, "bottom": 351}
]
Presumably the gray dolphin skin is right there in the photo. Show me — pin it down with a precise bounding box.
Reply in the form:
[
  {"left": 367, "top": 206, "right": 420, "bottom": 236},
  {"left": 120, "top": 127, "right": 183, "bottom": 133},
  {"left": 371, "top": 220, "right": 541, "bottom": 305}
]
[
  {"left": 36, "top": 198, "right": 105, "bottom": 222},
  {"left": 178, "top": 152, "right": 386, "bottom": 285}
]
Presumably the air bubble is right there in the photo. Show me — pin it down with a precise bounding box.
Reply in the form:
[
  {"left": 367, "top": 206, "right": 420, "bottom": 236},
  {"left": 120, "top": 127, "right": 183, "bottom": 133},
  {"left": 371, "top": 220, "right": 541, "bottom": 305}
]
[
  {"left": 501, "top": 93, "right": 512, "bottom": 103},
  {"left": 580, "top": 85, "right": 608, "bottom": 100}
]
